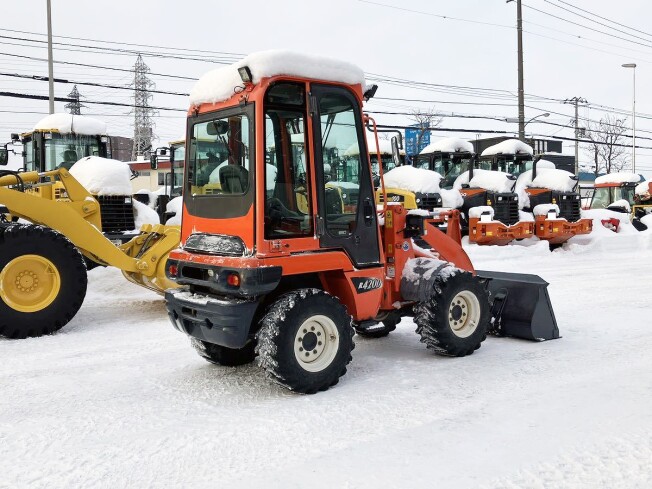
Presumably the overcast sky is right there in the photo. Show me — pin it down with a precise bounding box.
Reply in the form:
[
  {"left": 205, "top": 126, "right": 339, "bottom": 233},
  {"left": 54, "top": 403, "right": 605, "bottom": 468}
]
[{"left": 2, "top": 0, "right": 651, "bottom": 176}]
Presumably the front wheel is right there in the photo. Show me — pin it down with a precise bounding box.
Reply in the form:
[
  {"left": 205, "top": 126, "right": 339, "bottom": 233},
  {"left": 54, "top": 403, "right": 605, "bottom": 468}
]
[
  {"left": 256, "top": 289, "right": 354, "bottom": 394},
  {"left": 0, "top": 224, "right": 88, "bottom": 339},
  {"left": 414, "top": 271, "right": 490, "bottom": 356}
]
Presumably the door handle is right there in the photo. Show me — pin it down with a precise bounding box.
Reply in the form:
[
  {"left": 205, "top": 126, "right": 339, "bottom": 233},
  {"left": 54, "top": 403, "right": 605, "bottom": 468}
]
[{"left": 363, "top": 198, "right": 374, "bottom": 225}]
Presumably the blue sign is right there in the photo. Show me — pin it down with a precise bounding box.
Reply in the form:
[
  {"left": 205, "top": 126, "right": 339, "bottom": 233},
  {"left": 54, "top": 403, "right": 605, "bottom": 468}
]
[{"left": 405, "top": 123, "right": 430, "bottom": 156}]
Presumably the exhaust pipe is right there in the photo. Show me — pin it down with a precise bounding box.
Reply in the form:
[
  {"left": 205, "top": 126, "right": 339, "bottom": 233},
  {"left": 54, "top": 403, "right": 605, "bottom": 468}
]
[{"left": 477, "top": 270, "right": 560, "bottom": 341}]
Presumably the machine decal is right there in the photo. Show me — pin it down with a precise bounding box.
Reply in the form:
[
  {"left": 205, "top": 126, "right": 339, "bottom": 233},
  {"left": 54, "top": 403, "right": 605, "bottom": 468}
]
[{"left": 351, "top": 277, "right": 383, "bottom": 294}]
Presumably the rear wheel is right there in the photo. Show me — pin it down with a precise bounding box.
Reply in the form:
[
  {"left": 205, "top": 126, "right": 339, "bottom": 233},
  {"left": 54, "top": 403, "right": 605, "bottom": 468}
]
[
  {"left": 256, "top": 289, "right": 354, "bottom": 393},
  {"left": 414, "top": 271, "right": 490, "bottom": 356},
  {"left": 191, "top": 338, "right": 256, "bottom": 366},
  {"left": 0, "top": 224, "right": 88, "bottom": 339}
]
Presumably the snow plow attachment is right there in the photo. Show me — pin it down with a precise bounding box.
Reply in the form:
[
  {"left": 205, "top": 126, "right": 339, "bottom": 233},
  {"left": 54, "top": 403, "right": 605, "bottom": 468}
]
[{"left": 477, "top": 270, "right": 559, "bottom": 341}]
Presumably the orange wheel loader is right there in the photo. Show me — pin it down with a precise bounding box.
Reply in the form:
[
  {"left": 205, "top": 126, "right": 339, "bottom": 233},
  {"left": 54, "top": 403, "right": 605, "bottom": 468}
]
[{"left": 164, "top": 52, "right": 558, "bottom": 393}]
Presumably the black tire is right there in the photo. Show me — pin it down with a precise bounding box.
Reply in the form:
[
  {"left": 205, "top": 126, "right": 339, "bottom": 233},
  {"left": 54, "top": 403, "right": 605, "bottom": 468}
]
[
  {"left": 0, "top": 224, "right": 88, "bottom": 339},
  {"left": 191, "top": 337, "right": 256, "bottom": 367},
  {"left": 414, "top": 271, "right": 490, "bottom": 357},
  {"left": 256, "top": 289, "right": 354, "bottom": 394}
]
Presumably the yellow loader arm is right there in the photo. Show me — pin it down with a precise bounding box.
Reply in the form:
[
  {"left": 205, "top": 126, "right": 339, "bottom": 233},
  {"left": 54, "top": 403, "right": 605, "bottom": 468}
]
[{"left": 0, "top": 169, "right": 180, "bottom": 293}]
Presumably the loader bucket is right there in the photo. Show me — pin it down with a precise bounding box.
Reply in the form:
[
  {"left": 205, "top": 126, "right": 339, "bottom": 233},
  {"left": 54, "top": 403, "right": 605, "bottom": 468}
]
[{"left": 476, "top": 270, "right": 559, "bottom": 341}]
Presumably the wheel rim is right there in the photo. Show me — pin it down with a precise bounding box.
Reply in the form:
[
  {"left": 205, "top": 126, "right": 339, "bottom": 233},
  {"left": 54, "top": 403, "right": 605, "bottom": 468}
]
[
  {"left": 0, "top": 254, "right": 61, "bottom": 313},
  {"left": 448, "top": 290, "right": 481, "bottom": 338},
  {"left": 293, "top": 314, "right": 340, "bottom": 373}
]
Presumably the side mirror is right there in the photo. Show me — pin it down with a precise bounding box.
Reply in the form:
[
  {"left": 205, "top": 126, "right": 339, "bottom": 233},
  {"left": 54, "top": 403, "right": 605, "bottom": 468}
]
[
  {"left": 391, "top": 136, "right": 401, "bottom": 168},
  {"left": 0, "top": 147, "right": 8, "bottom": 166},
  {"left": 150, "top": 154, "right": 158, "bottom": 170}
]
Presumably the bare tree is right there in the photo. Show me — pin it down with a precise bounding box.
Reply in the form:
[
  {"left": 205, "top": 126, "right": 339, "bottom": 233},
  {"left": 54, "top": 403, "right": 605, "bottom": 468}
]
[
  {"left": 584, "top": 114, "right": 630, "bottom": 175},
  {"left": 409, "top": 108, "right": 442, "bottom": 152}
]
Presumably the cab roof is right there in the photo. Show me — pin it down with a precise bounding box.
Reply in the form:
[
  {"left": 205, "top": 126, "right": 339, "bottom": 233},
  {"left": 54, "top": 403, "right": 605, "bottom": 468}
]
[
  {"left": 189, "top": 50, "right": 367, "bottom": 107},
  {"left": 28, "top": 113, "right": 107, "bottom": 136}
]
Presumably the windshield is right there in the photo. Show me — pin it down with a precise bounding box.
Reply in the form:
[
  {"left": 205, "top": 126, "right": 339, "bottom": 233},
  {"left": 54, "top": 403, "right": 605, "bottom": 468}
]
[
  {"left": 495, "top": 156, "right": 532, "bottom": 176},
  {"left": 188, "top": 114, "right": 251, "bottom": 195},
  {"left": 441, "top": 155, "right": 472, "bottom": 189},
  {"left": 370, "top": 154, "right": 396, "bottom": 175},
  {"left": 43, "top": 134, "right": 102, "bottom": 171},
  {"left": 616, "top": 186, "right": 635, "bottom": 205},
  {"left": 591, "top": 186, "right": 636, "bottom": 209}
]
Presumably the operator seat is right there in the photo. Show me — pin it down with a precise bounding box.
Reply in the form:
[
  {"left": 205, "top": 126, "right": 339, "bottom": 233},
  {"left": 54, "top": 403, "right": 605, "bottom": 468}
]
[
  {"left": 59, "top": 149, "right": 79, "bottom": 170},
  {"left": 219, "top": 164, "right": 249, "bottom": 193}
]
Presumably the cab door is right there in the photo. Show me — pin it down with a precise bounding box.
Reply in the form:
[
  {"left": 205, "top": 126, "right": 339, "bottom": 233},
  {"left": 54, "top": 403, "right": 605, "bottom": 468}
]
[{"left": 310, "top": 84, "right": 380, "bottom": 268}]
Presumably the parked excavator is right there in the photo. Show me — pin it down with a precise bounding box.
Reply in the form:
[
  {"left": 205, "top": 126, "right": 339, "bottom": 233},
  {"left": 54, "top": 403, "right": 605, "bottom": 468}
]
[
  {"left": 163, "top": 51, "right": 558, "bottom": 393},
  {"left": 479, "top": 139, "right": 592, "bottom": 245}
]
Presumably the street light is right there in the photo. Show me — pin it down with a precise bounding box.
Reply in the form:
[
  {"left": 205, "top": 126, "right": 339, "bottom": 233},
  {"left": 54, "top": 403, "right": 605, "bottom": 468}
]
[
  {"left": 506, "top": 112, "right": 549, "bottom": 128},
  {"left": 622, "top": 63, "right": 636, "bottom": 173}
]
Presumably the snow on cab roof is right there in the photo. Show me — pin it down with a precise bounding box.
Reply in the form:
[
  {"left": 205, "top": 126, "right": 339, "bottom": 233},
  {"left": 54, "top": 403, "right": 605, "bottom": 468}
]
[
  {"left": 384, "top": 165, "right": 442, "bottom": 194},
  {"left": 594, "top": 172, "right": 642, "bottom": 185},
  {"left": 33, "top": 113, "right": 107, "bottom": 136},
  {"left": 420, "top": 137, "right": 473, "bottom": 155},
  {"left": 481, "top": 138, "right": 533, "bottom": 157},
  {"left": 190, "top": 50, "right": 367, "bottom": 107}
]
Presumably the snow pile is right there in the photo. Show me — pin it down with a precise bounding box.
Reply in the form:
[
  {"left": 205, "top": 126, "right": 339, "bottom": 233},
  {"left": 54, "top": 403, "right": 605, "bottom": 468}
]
[
  {"left": 33, "top": 113, "right": 107, "bottom": 135},
  {"left": 419, "top": 137, "right": 473, "bottom": 154},
  {"left": 576, "top": 209, "right": 637, "bottom": 239},
  {"left": 190, "top": 50, "right": 366, "bottom": 106},
  {"left": 440, "top": 188, "right": 463, "bottom": 208},
  {"left": 514, "top": 161, "right": 556, "bottom": 208},
  {"left": 165, "top": 196, "right": 183, "bottom": 225},
  {"left": 468, "top": 206, "right": 494, "bottom": 219},
  {"left": 635, "top": 181, "right": 651, "bottom": 197},
  {"left": 134, "top": 189, "right": 159, "bottom": 209},
  {"left": 480, "top": 138, "right": 533, "bottom": 157},
  {"left": 132, "top": 199, "right": 160, "bottom": 229},
  {"left": 531, "top": 169, "right": 577, "bottom": 192},
  {"left": 519, "top": 210, "right": 535, "bottom": 222},
  {"left": 383, "top": 165, "right": 442, "bottom": 193},
  {"left": 533, "top": 203, "right": 560, "bottom": 217},
  {"left": 466, "top": 169, "right": 515, "bottom": 193},
  {"left": 69, "top": 156, "right": 132, "bottom": 196},
  {"left": 641, "top": 214, "right": 652, "bottom": 228},
  {"left": 594, "top": 172, "right": 641, "bottom": 185},
  {"left": 402, "top": 257, "right": 458, "bottom": 285},
  {"left": 607, "top": 199, "right": 631, "bottom": 213}
]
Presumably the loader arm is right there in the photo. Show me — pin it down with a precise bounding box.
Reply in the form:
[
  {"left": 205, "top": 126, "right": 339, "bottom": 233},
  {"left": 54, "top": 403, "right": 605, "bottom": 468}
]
[{"left": 0, "top": 169, "right": 179, "bottom": 280}]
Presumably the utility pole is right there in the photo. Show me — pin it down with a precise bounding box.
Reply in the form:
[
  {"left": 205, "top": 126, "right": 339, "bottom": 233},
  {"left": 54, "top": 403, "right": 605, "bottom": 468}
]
[
  {"left": 46, "top": 0, "right": 54, "bottom": 114},
  {"left": 563, "top": 97, "right": 587, "bottom": 175},
  {"left": 131, "top": 54, "right": 157, "bottom": 160},
  {"left": 507, "top": 0, "right": 525, "bottom": 140}
]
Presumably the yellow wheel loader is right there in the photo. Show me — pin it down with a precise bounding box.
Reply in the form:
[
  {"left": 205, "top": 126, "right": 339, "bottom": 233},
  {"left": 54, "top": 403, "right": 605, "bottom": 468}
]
[{"left": 0, "top": 168, "right": 180, "bottom": 339}]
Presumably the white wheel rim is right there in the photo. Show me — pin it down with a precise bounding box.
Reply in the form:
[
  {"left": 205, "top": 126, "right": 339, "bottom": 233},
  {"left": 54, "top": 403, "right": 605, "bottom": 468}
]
[
  {"left": 448, "top": 290, "right": 481, "bottom": 338},
  {"left": 293, "top": 315, "right": 340, "bottom": 373}
]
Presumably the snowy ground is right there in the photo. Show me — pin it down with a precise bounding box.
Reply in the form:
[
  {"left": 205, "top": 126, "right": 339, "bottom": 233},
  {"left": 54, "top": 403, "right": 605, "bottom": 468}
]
[{"left": 2, "top": 231, "right": 652, "bottom": 488}]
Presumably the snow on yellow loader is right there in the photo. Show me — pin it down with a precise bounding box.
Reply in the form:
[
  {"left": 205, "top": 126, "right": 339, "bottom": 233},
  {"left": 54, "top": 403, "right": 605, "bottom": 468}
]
[{"left": 0, "top": 167, "right": 180, "bottom": 339}]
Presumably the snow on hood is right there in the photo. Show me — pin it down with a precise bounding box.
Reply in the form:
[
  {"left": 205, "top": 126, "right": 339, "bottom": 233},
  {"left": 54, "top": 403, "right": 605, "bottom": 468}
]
[
  {"left": 132, "top": 199, "right": 160, "bottom": 229},
  {"left": 33, "top": 113, "right": 107, "bottom": 136},
  {"left": 608, "top": 199, "right": 632, "bottom": 212},
  {"left": 420, "top": 137, "right": 473, "bottom": 154},
  {"left": 454, "top": 169, "right": 515, "bottom": 193},
  {"left": 533, "top": 203, "right": 560, "bottom": 217},
  {"left": 635, "top": 180, "right": 651, "bottom": 197},
  {"left": 480, "top": 138, "right": 533, "bottom": 157},
  {"left": 69, "top": 156, "right": 132, "bottom": 195},
  {"left": 383, "top": 165, "right": 442, "bottom": 194},
  {"left": 531, "top": 169, "right": 577, "bottom": 192},
  {"left": 190, "top": 50, "right": 367, "bottom": 106},
  {"left": 594, "top": 172, "right": 641, "bottom": 185}
]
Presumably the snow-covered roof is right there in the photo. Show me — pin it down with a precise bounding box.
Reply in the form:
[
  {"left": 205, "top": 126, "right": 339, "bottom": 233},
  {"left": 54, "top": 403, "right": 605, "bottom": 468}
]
[
  {"left": 69, "top": 156, "right": 132, "bottom": 196},
  {"left": 594, "top": 172, "right": 642, "bottom": 185},
  {"left": 383, "top": 165, "right": 442, "bottom": 194},
  {"left": 480, "top": 139, "right": 533, "bottom": 157},
  {"left": 190, "top": 50, "right": 367, "bottom": 107},
  {"left": 33, "top": 113, "right": 107, "bottom": 136},
  {"left": 420, "top": 137, "right": 473, "bottom": 155}
]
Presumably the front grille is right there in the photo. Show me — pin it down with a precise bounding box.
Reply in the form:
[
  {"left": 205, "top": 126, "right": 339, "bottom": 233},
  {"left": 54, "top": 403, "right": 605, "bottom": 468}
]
[
  {"left": 416, "top": 192, "right": 442, "bottom": 210},
  {"left": 489, "top": 192, "right": 519, "bottom": 225},
  {"left": 553, "top": 192, "right": 581, "bottom": 222},
  {"left": 96, "top": 195, "right": 136, "bottom": 233}
]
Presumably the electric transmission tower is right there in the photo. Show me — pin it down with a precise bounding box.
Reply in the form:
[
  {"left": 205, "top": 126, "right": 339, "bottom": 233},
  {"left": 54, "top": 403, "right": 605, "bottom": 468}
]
[
  {"left": 65, "top": 85, "right": 84, "bottom": 115},
  {"left": 130, "top": 54, "right": 157, "bottom": 160}
]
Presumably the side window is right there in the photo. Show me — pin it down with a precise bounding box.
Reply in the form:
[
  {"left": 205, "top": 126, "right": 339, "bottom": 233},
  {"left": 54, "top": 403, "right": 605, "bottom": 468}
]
[
  {"left": 24, "top": 140, "right": 35, "bottom": 172},
  {"left": 319, "top": 94, "right": 362, "bottom": 237},
  {"left": 264, "top": 83, "right": 313, "bottom": 239},
  {"left": 158, "top": 172, "right": 165, "bottom": 185}
]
